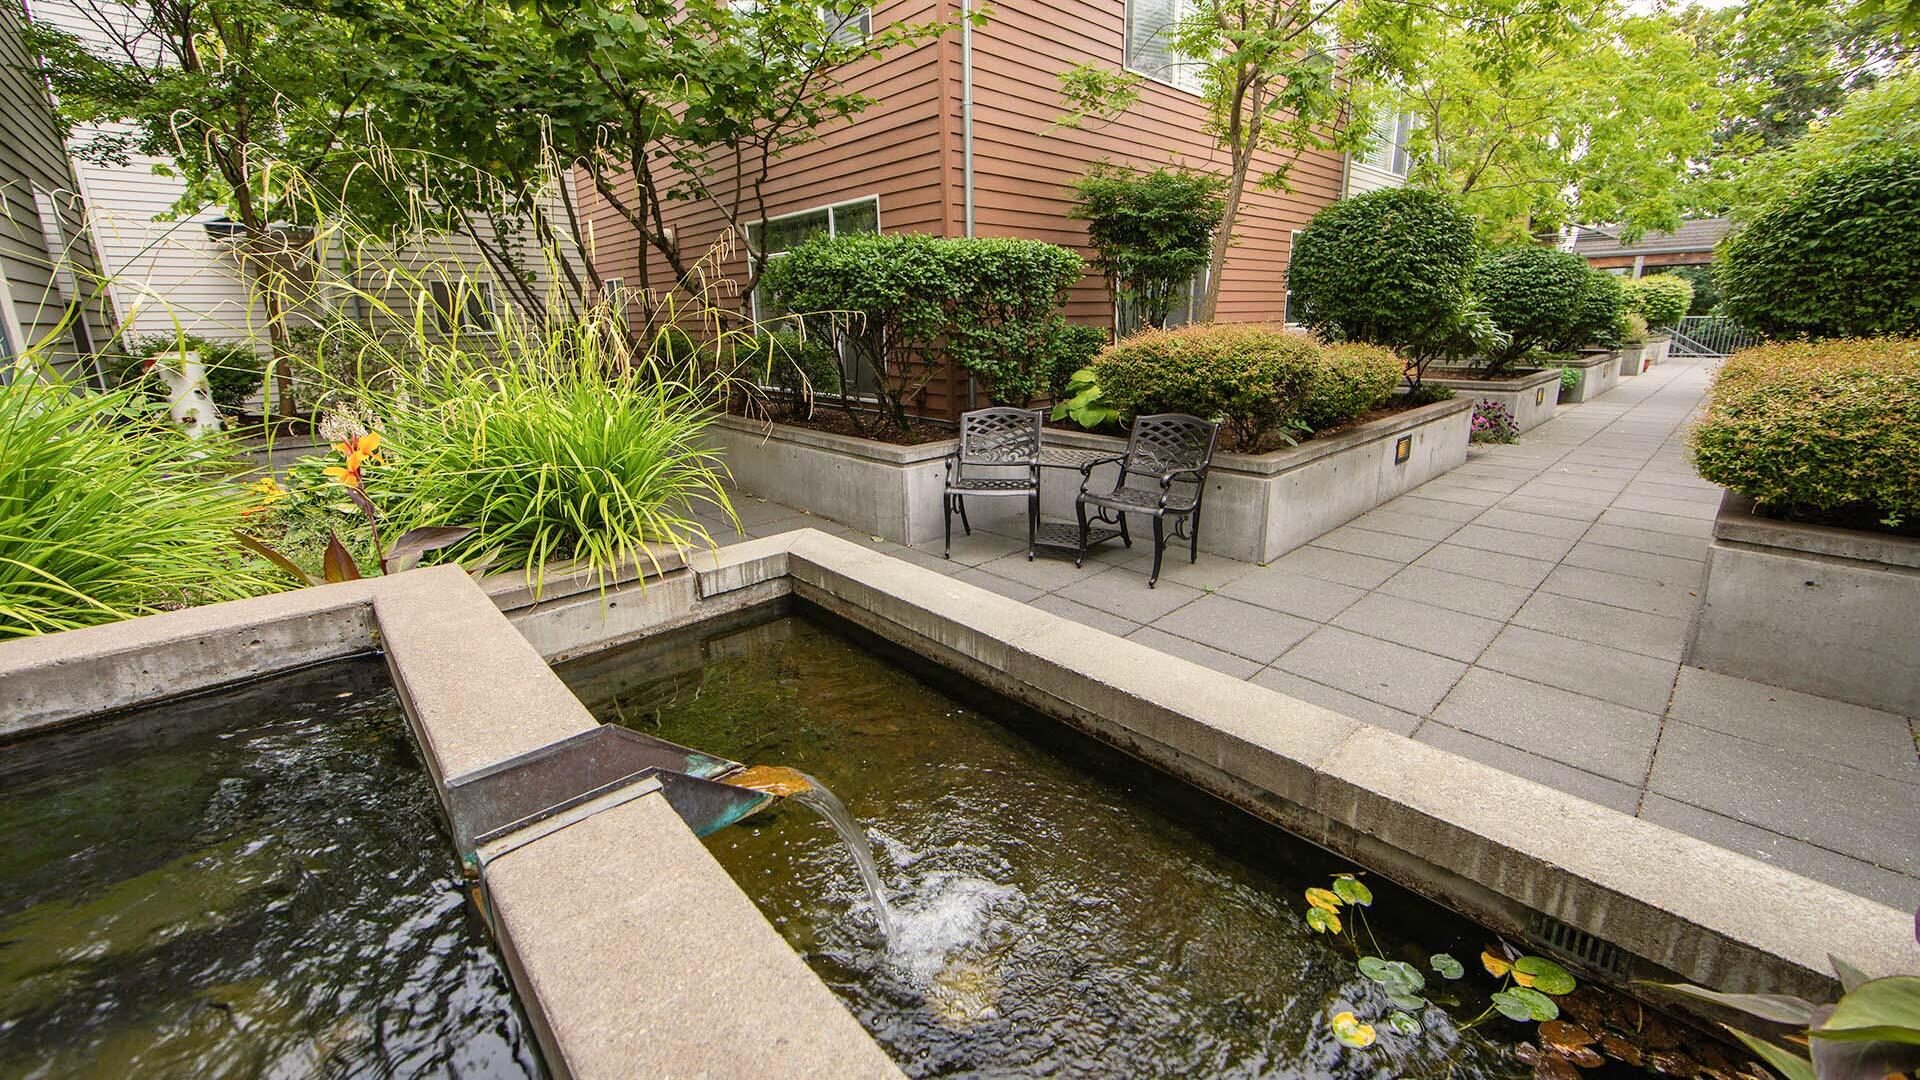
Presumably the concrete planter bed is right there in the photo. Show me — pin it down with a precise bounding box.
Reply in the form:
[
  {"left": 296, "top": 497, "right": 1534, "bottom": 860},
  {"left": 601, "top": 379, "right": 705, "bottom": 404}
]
[
  {"left": 1420, "top": 367, "right": 1562, "bottom": 433},
  {"left": 707, "top": 412, "right": 957, "bottom": 547},
  {"left": 1643, "top": 334, "right": 1672, "bottom": 367},
  {"left": 1687, "top": 493, "right": 1920, "bottom": 716},
  {"left": 1560, "top": 349, "right": 1623, "bottom": 404},
  {"left": 9, "top": 530, "right": 1913, "bottom": 1076},
  {"left": 1618, "top": 341, "right": 1651, "bottom": 377}
]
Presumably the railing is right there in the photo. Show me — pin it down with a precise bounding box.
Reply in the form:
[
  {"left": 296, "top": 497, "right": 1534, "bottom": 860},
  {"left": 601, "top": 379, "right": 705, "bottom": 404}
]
[{"left": 1670, "top": 315, "right": 1760, "bottom": 357}]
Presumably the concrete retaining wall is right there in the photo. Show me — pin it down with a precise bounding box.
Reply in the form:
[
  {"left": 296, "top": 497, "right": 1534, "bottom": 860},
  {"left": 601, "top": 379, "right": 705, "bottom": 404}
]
[
  {"left": 1560, "top": 351, "right": 1622, "bottom": 404},
  {"left": 1687, "top": 494, "right": 1920, "bottom": 716},
  {"left": 1643, "top": 335, "right": 1672, "bottom": 366},
  {"left": 1424, "top": 368, "right": 1562, "bottom": 433},
  {"left": 1618, "top": 342, "right": 1650, "bottom": 377},
  {"left": 707, "top": 414, "right": 954, "bottom": 545}
]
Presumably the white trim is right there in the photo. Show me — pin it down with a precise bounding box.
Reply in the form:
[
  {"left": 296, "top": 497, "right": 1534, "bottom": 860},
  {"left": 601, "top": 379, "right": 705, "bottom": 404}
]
[
  {"left": 1124, "top": 0, "right": 1206, "bottom": 96},
  {"left": 746, "top": 194, "right": 882, "bottom": 324}
]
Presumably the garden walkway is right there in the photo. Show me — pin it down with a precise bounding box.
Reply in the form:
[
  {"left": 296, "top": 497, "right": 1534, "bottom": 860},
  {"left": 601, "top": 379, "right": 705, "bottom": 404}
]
[{"left": 697, "top": 357, "right": 1920, "bottom": 911}]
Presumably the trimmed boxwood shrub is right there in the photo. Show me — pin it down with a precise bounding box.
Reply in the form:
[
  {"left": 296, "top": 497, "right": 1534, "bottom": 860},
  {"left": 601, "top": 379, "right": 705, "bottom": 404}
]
[
  {"left": 1287, "top": 189, "right": 1478, "bottom": 384},
  {"left": 1718, "top": 150, "right": 1920, "bottom": 340},
  {"left": 1092, "top": 324, "right": 1320, "bottom": 450},
  {"left": 1473, "top": 246, "right": 1591, "bottom": 375},
  {"left": 1690, "top": 337, "right": 1920, "bottom": 525},
  {"left": 762, "top": 233, "right": 1084, "bottom": 429},
  {"left": 1622, "top": 274, "right": 1693, "bottom": 331},
  {"left": 1554, "top": 269, "right": 1627, "bottom": 353},
  {"left": 1301, "top": 343, "right": 1401, "bottom": 431}
]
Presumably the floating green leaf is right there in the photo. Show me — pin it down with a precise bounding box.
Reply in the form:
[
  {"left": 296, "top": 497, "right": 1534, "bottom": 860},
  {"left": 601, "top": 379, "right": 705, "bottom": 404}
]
[
  {"left": 1388, "top": 992, "right": 1427, "bottom": 1011},
  {"left": 1513, "top": 956, "right": 1577, "bottom": 996},
  {"left": 1430, "top": 953, "right": 1465, "bottom": 980},
  {"left": 1490, "top": 986, "right": 1560, "bottom": 1022},
  {"left": 1306, "top": 887, "right": 1343, "bottom": 912},
  {"left": 1358, "top": 956, "right": 1391, "bottom": 982},
  {"left": 1381, "top": 961, "right": 1426, "bottom": 997},
  {"left": 1387, "top": 1010, "right": 1421, "bottom": 1035},
  {"left": 1333, "top": 875, "right": 1374, "bottom": 907},
  {"left": 1306, "top": 906, "right": 1342, "bottom": 934},
  {"left": 1331, "top": 1011, "right": 1377, "bottom": 1048}
]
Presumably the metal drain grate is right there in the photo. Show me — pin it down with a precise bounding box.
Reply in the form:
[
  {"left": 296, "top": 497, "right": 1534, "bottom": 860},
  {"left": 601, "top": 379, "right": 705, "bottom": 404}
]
[{"left": 1526, "top": 913, "right": 1633, "bottom": 979}]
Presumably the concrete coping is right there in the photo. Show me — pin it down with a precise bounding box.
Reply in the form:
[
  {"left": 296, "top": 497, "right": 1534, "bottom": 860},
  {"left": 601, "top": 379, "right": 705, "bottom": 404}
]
[
  {"left": 1565, "top": 351, "right": 1621, "bottom": 370},
  {"left": 1713, "top": 491, "right": 1920, "bottom": 571},
  {"left": 1423, "top": 366, "right": 1566, "bottom": 391},
  {"left": 1041, "top": 396, "right": 1472, "bottom": 478},
  {"left": 480, "top": 546, "right": 691, "bottom": 612},
  {"left": 711, "top": 411, "right": 958, "bottom": 465}
]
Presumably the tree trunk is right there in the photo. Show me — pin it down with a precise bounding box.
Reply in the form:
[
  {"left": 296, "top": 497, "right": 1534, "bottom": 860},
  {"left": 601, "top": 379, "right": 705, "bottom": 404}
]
[{"left": 1197, "top": 146, "right": 1255, "bottom": 323}]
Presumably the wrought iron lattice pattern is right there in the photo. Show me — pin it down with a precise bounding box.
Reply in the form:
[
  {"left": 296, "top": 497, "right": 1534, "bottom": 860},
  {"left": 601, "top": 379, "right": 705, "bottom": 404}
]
[{"left": 958, "top": 407, "right": 1043, "bottom": 465}]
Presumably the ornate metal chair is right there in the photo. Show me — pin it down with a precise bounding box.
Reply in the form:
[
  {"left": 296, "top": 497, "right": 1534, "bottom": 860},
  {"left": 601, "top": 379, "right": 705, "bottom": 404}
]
[
  {"left": 944, "top": 407, "right": 1043, "bottom": 560},
  {"left": 1074, "top": 413, "right": 1220, "bottom": 587}
]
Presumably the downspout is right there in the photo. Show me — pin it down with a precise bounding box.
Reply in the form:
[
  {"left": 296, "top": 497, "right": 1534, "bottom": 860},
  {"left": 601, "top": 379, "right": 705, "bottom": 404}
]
[{"left": 961, "top": 0, "right": 978, "bottom": 409}]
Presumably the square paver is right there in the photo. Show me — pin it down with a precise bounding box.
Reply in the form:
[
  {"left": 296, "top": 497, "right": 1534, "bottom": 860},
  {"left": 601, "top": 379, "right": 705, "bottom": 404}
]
[
  {"left": 935, "top": 530, "right": 1028, "bottom": 567},
  {"left": 1595, "top": 507, "right": 1716, "bottom": 539},
  {"left": 1472, "top": 507, "right": 1593, "bottom": 540},
  {"left": 1475, "top": 626, "right": 1679, "bottom": 714},
  {"left": 1063, "top": 566, "right": 1205, "bottom": 623},
  {"left": 1113, "top": 550, "right": 1257, "bottom": 591},
  {"left": 1508, "top": 591, "right": 1690, "bottom": 662},
  {"left": 977, "top": 550, "right": 1111, "bottom": 591},
  {"left": 1539, "top": 564, "right": 1701, "bottom": 620},
  {"left": 1647, "top": 721, "right": 1920, "bottom": 875},
  {"left": 1412, "top": 543, "right": 1558, "bottom": 589},
  {"left": 1030, "top": 593, "right": 1141, "bottom": 638},
  {"left": 1126, "top": 626, "right": 1263, "bottom": 680},
  {"left": 950, "top": 567, "right": 1043, "bottom": 603},
  {"left": 1274, "top": 626, "right": 1467, "bottom": 715},
  {"left": 1377, "top": 565, "right": 1532, "bottom": 621},
  {"left": 1349, "top": 507, "right": 1462, "bottom": 542},
  {"left": 1511, "top": 481, "right": 1618, "bottom": 507},
  {"left": 1580, "top": 523, "right": 1709, "bottom": 562},
  {"left": 1560, "top": 542, "right": 1706, "bottom": 588},
  {"left": 1638, "top": 795, "right": 1920, "bottom": 910},
  {"left": 1494, "top": 494, "right": 1610, "bottom": 522},
  {"left": 1269, "top": 545, "right": 1404, "bottom": 589},
  {"left": 1150, "top": 594, "right": 1315, "bottom": 664},
  {"left": 1415, "top": 722, "right": 1642, "bottom": 813},
  {"left": 1446, "top": 523, "right": 1580, "bottom": 564},
  {"left": 1388, "top": 495, "right": 1486, "bottom": 523},
  {"left": 1430, "top": 667, "right": 1661, "bottom": 784},
  {"left": 1405, "top": 483, "right": 1506, "bottom": 509},
  {"left": 1612, "top": 492, "right": 1720, "bottom": 520},
  {"left": 1667, "top": 667, "right": 1920, "bottom": 785},
  {"left": 1219, "top": 567, "right": 1367, "bottom": 622},
  {"left": 1310, "top": 524, "right": 1436, "bottom": 563},
  {"left": 1251, "top": 667, "right": 1421, "bottom": 735},
  {"left": 1332, "top": 592, "right": 1503, "bottom": 663}
]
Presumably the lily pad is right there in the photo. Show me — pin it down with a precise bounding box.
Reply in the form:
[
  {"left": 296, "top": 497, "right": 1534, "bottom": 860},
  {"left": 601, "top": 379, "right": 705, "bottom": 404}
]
[
  {"left": 1514, "top": 956, "right": 1577, "bottom": 996},
  {"left": 1430, "top": 953, "right": 1465, "bottom": 980},
  {"left": 1358, "top": 956, "right": 1391, "bottom": 982},
  {"left": 1331, "top": 1011, "right": 1377, "bottom": 1049},
  {"left": 1492, "top": 986, "right": 1561, "bottom": 1022},
  {"left": 1306, "top": 907, "right": 1342, "bottom": 934},
  {"left": 1306, "top": 887, "right": 1343, "bottom": 912},
  {"left": 1483, "top": 950, "right": 1512, "bottom": 978},
  {"left": 1333, "top": 875, "right": 1374, "bottom": 907},
  {"left": 1387, "top": 1010, "right": 1421, "bottom": 1035}
]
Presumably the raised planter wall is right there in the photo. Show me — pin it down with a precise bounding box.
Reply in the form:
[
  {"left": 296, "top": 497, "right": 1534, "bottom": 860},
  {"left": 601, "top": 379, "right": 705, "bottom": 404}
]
[
  {"left": 707, "top": 414, "right": 956, "bottom": 545},
  {"left": 1618, "top": 342, "right": 1650, "bottom": 377},
  {"left": 1561, "top": 350, "right": 1622, "bottom": 404},
  {"left": 1421, "top": 367, "right": 1562, "bottom": 433},
  {"left": 1686, "top": 493, "right": 1920, "bottom": 716},
  {"left": 1643, "top": 335, "right": 1672, "bottom": 366}
]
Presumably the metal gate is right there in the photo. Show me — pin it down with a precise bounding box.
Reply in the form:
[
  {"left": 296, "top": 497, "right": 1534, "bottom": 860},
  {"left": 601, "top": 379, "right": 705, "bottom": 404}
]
[{"left": 1670, "top": 315, "right": 1759, "bottom": 357}]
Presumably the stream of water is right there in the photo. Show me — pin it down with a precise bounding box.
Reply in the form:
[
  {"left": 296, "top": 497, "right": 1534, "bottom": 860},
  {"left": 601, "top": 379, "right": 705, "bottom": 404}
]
[{"left": 789, "top": 772, "right": 897, "bottom": 945}]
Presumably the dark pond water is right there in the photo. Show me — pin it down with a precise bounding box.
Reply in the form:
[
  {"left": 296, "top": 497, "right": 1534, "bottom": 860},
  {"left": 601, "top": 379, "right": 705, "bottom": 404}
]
[
  {"left": 0, "top": 659, "right": 539, "bottom": 1079},
  {"left": 560, "top": 607, "right": 1667, "bottom": 1079}
]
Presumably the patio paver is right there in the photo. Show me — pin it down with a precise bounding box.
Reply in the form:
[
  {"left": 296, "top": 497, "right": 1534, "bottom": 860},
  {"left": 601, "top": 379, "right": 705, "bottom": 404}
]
[{"left": 706, "top": 357, "right": 1920, "bottom": 911}]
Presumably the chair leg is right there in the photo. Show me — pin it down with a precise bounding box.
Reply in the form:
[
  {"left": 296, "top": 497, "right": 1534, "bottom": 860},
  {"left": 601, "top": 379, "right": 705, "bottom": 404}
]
[
  {"left": 1027, "top": 494, "right": 1038, "bottom": 560},
  {"left": 1117, "top": 513, "right": 1132, "bottom": 548},
  {"left": 944, "top": 493, "right": 953, "bottom": 559},
  {"left": 1189, "top": 508, "right": 1201, "bottom": 564},
  {"left": 1074, "top": 499, "right": 1090, "bottom": 568},
  {"left": 1149, "top": 515, "right": 1166, "bottom": 588},
  {"left": 957, "top": 494, "right": 972, "bottom": 536}
]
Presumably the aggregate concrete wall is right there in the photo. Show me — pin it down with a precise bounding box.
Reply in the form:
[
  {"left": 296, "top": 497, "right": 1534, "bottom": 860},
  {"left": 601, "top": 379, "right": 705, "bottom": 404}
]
[
  {"left": 1687, "top": 495, "right": 1920, "bottom": 716},
  {"left": 1643, "top": 335, "right": 1672, "bottom": 366},
  {"left": 1560, "top": 351, "right": 1622, "bottom": 404},
  {"left": 707, "top": 414, "right": 954, "bottom": 545},
  {"left": 1618, "top": 343, "right": 1650, "bottom": 377},
  {"left": 1423, "top": 368, "right": 1563, "bottom": 433}
]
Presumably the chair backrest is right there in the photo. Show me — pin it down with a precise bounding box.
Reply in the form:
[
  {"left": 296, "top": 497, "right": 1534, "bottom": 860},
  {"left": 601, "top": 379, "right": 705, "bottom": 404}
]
[
  {"left": 1124, "top": 413, "right": 1219, "bottom": 477},
  {"left": 957, "top": 407, "right": 1042, "bottom": 465}
]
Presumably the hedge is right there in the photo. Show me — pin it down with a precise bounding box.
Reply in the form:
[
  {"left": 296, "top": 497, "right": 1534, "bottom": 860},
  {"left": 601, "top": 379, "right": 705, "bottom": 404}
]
[
  {"left": 1718, "top": 150, "right": 1920, "bottom": 340},
  {"left": 1287, "top": 189, "right": 1478, "bottom": 376},
  {"left": 1091, "top": 325, "right": 1397, "bottom": 451},
  {"left": 1557, "top": 269, "right": 1626, "bottom": 353},
  {"left": 1690, "top": 337, "right": 1920, "bottom": 523},
  {"left": 1473, "top": 246, "right": 1591, "bottom": 374},
  {"left": 1622, "top": 274, "right": 1693, "bottom": 331}
]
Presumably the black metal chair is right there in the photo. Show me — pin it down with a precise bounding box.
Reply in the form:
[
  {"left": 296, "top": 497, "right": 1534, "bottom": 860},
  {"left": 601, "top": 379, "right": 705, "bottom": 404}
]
[
  {"left": 1074, "top": 413, "right": 1220, "bottom": 587},
  {"left": 944, "top": 407, "right": 1043, "bottom": 560}
]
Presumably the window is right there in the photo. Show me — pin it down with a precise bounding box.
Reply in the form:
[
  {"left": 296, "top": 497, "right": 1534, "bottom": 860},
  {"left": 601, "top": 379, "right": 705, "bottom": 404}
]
[
  {"left": 730, "top": 2, "right": 870, "bottom": 44},
  {"left": 1284, "top": 230, "right": 1303, "bottom": 325},
  {"left": 428, "top": 279, "right": 497, "bottom": 335},
  {"left": 1360, "top": 111, "right": 1413, "bottom": 177},
  {"left": 1126, "top": 0, "right": 1204, "bottom": 94},
  {"left": 1116, "top": 266, "right": 1210, "bottom": 336},
  {"left": 746, "top": 195, "right": 881, "bottom": 324}
]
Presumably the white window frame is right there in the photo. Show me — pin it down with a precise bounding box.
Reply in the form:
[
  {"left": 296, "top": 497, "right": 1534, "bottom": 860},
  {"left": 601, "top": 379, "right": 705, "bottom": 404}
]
[
  {"left": 746, "top": 194, "right": 882, "bottom": 325},
  {"left": 1114, "top": 264, "right": 1211, "bottom": 337},
  {"left": 1284, "top": 229, "right": 1304, "bottom": 327},
  {"left": 730, "top": 2, "right": 871, "bottom": 44},
  {"left": 1360, "top": 111, "right": 1414, "bottom": 178},
  {"left": 1125, "top": 0, "right": 1206, "bottom": 96},
  {"left": 428, "top": 279, "right": 498, "bottom": 335}
]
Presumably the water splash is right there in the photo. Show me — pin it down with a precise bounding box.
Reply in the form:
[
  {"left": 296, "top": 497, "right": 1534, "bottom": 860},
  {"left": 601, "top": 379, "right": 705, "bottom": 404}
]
[{"left": 785, "top": 773, "right": 897, "bottom": 946}]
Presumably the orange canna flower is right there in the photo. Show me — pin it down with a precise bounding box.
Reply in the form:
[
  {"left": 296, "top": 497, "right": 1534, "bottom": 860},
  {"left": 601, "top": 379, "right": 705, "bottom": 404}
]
[{"left": 325, "top": 432, "right": 383, "bottom": 489}]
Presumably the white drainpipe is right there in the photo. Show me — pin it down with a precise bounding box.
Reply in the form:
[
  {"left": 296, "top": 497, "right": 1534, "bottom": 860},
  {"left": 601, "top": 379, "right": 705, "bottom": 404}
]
[{"left": 961, "top": 0, "right": 975, "bottom": 239}]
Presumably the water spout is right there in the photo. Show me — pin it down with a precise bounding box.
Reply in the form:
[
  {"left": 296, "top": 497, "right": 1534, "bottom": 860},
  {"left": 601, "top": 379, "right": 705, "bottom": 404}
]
[{"left": 723, "top": 766, "right": 896, "bottom": 945}]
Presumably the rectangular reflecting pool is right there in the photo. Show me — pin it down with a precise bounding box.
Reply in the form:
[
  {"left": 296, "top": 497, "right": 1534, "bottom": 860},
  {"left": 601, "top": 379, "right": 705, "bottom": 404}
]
[
  {"left": 559, "top": 607, "right": 1714, "bottom": 1079},
  {"left": 0, "top": 659, "right": 539, "bottom": 1077}
]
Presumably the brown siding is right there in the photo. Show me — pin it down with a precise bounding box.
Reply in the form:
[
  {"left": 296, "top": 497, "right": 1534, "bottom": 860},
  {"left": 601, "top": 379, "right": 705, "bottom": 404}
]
[{"left": 575, "top": 0, "right": 1350, "bottom": 419}]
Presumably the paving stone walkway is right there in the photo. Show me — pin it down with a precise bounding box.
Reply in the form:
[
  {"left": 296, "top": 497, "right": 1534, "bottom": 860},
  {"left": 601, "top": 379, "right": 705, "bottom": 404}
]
[{"left": 700, "top": 356, "right": 1920, "bottom": 910}]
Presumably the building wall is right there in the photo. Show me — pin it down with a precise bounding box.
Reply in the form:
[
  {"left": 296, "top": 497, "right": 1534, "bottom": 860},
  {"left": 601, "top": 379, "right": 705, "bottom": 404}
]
[
  {"left": 573, "top": 0, "right": 1358, "bottom": 417},
  {"left": 0, "top": 1, "right": 113, "bottom": 382},
  {"left": 1586, "top": 252, "right": 1714, "bottom": 276}
]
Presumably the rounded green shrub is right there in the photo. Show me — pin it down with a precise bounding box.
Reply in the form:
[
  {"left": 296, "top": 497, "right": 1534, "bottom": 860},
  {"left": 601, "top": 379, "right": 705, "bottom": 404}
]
[
  {"left": 1472, "top": 246, "right": 1592, "bottom": 373},
  {"left": 1287, "top": 189, "right": 1478, "bottom": 369},
  {"left": 1690, "top": 337, "right": 1920, "bottom": 523},
  {"left": 1301, "top": 343, "right": 1401, "bottom": 431},
  {"left": 1622, "top": 274, "right": 1693, "bottom": 331},
  {"left": 1718, "top": 151, "right": 1920, "bottom": 340},
  {"left": 745, "top": 329, "right": 841, "bottom": 417},
  {"left": 1556, "top": 269, "right": 1627, "bottom": 352},
  {"left": 1091, "top": 323, "right": 1320, "bottom": 450}
]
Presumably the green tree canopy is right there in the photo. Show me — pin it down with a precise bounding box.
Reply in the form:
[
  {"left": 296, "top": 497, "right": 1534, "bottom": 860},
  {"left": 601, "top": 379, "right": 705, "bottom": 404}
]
[{"left": 1070, "top": 164, "right": 1225, "bottom": 332}]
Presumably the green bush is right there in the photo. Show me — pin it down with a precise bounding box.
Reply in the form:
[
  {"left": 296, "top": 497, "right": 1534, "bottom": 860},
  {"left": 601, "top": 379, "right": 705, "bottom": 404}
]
[
  {"left": 1472, "top": 246, "right": 1592, "bottom": 374},
  {"left": 1287, "top": 189, "right": 1478, "bottom": 381},
  {"left": 1718, "top": 150, "right": 1920, "bottom": 340},
  {"left": 0, "top": 377, "right": 275, "bottom": 637},
  {"left": 1556, "top": 270, "right": 1627, "bottom": 352},
  {"left": 1663, "top": 265, "right": 1719, "bottom": 316},
  {"left": 1070, "top": 164, "right": 1224, "bottom": 331},
  {"left": 1622, "top": 274, "right": 1693, "bottom": 331},
  {"left": 1690, "top": 338, "right": 1920, "bottom": 524},
  {"left": 762, "top": 233, "right": 1085, "bottom": 426},
  {"left": 1618, "top": 311, "right": 1650, "bottom": 345},
  {"left": 114, "top": 334, "right": 266, "bottom": 410},
  {"left": 745, "top": 329, "right": 841, "bottom": 418},
  {"left": 1300, "top": 343, "right": 1401, "bottom": 431},
  {"left": 1046, "top": 322, "right": 1110, "bottom": 400},
  {"left": 1092, "top": 324, "right": 1320, "bottom": 450}
]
